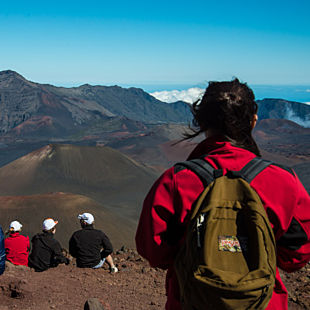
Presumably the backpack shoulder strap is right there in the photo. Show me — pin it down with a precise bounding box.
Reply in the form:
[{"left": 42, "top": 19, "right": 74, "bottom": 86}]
[
  {"left": 238, "top": 157, "right": 272, "bottom": 183},
  {"left": 175, "top": 156, "right": 292, "bottom": 185},
  {"left": 174, "top": 158, "right": 215, "bottom": 187}
]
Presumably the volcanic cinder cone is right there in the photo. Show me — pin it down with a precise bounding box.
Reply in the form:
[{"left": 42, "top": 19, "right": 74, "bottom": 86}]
[{"left": 0, "top": 144, "right": 159, "bottom": 247}]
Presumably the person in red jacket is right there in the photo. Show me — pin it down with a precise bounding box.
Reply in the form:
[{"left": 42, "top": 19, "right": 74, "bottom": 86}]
[
  {"left": 135, "top": 79, "right": 310, "bottom": 310},
  {"left": 5, "top": 220, "right": 30, "bottom": 266}
]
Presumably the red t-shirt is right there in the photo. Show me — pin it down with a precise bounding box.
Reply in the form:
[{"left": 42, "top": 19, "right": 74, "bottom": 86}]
[{"left": 5, "top": 232, "right": 30, "bottom": 266}]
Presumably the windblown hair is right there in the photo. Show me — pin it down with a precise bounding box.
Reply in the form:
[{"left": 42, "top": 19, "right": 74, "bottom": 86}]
[{"left": 185, "top": 78, "right": 261, "bottom": 156}]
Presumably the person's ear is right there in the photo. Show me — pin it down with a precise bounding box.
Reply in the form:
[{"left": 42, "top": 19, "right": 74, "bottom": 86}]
[{"left": 251, "top": 114, "right": 258, "bottom": 129}]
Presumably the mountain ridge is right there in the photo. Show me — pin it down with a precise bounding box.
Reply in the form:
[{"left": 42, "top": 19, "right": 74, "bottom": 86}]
[
  {"left": 0, "top": 70, "right": 192, "bottom": 137},
  {"left": 257, "top": 98, "right": 310, "bottom": 126}
]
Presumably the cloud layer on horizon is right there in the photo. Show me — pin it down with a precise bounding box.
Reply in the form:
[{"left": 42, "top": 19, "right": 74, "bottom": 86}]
[{"left": 150, "top": 87, "right": 204, "bottom": 103}]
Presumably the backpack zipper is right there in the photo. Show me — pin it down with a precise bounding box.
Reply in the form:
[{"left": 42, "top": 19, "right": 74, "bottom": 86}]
[
  {"left": 197, "top": 213, "right": 206, "bottom": 248},
  {"left": 254, "top": 285, "right": 269, "bottom": 309}
]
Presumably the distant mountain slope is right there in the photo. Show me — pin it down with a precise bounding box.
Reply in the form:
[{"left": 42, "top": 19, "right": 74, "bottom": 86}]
[
  {"left": 0, "top": 144, "right": 159, "bottom": 222},
  {"left": 106, "top": 123, "right": 201, "bottom": 170},
  {"left": 1, "top": 70, "right": 309, "bottom": 141},
  {"left": 42, "top": 82, "right": 191, "bottom": 124},
  {"left": 292, "top": 162, "right": 310, "bottom": 194},
  {"left": 0, "top": 70, "right": 191, "bottom": 138},
  {"left": 254, "top": 119, "right": 310, "bottom": 160},
  {"left": 105, "top": 119, "right": 310, "bottom": 192},
  {"left": 257, "top": 99, "right": 310, "bottom": 126}
]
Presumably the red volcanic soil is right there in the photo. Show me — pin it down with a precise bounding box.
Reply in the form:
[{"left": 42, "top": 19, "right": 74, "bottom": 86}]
[
  {"left": 0, "top": 249, "right": 309, "bottom": 310},
  {"left": 160, "top": 138, "right": 202, "bottom": 164},
  {"left": 12, "top": 116, "right": 54, "bottom": 135},
  {"left": 0, "top": 249, "right": 166, "bottom": 310},
  {"left": 109, "top": 131, "right": 131, "bottom": 138},
  {"left": 41, "top": 92, "right": 62, "bottom": 109}
]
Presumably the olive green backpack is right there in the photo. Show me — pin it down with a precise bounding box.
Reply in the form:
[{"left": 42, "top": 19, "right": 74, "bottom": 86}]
[{"left": 174, "top": 157, "right": 277, "bottom": 310}]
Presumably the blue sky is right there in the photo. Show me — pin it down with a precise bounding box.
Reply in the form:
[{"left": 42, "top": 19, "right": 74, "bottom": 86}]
[{"left": 0, "top": 0, "right": 309, "bottom": 99}]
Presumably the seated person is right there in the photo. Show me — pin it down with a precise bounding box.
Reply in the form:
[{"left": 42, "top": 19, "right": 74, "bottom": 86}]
[
  {"left": 5, "top": 220, "right": 30, "bottom": 266},
  {"left": 28, "top": 218, "right": 69, "bottom": 272},
  {"left": 0, "top": 225, "right": 5, "bottom": 275},
  {"left": 69, "top": 213, "right": 118, "bottom": 273}
]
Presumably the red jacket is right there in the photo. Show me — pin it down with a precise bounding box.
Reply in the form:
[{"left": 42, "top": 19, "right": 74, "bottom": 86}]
[
  {"left": 5, "top": 232, "right": 30, "bottom": 266},
  {"left": 136, "top": 137, "right": 310, "bottom": 310}
]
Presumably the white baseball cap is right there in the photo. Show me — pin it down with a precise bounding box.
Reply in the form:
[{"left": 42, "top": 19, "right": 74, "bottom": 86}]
[
  {"left": 9, "top": 220, "right": 23, "bottom": 232},
  {"left": 78, "top": 213, "right": 94, "bottom": 224},
  {"left": 43, "top": 218, "right": 58, "bottom": 231}
]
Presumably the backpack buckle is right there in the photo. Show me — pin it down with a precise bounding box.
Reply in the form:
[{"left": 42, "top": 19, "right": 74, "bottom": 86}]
[
  {"left": 213, "top": 169, "right": 223, "bottom": 178},
  {"left": 227, "top": 171, "right": 242, "bottom": 178}
]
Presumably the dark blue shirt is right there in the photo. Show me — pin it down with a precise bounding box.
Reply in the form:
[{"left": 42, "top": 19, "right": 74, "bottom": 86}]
[{"left": 0, "top": 225, "right": 5, "bottom": 275}]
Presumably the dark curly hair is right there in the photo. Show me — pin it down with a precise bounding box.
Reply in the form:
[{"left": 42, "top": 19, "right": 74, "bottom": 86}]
[{"left": 185, "top": 78, "right": 261, "bottom": 156}]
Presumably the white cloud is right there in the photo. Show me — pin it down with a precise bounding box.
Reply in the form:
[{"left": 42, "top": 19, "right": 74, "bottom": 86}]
[
  {"left": 150, "top": 87, "right": 204, "bottom": 104},
  {"left": 306, "top": 89, "right": 310, "bottom": 93},
  {"left": 286, "top": 108, "right": 310, "bottom": 128}
]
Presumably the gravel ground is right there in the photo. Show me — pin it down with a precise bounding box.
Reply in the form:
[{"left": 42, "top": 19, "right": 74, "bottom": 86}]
[{"left": 0, "top": 248, "right": 309, "bottom": 310}]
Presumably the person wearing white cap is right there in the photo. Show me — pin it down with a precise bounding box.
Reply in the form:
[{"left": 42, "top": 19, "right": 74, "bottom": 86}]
[
  {"left": 4, "top": 220, "right": 30, "bottom": 266},
  {"left": 28, "top": 218, "right": 69, "bottom": 272},
  {"left": 69, "top": 212, "right": 118, "bottom": 273}
]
